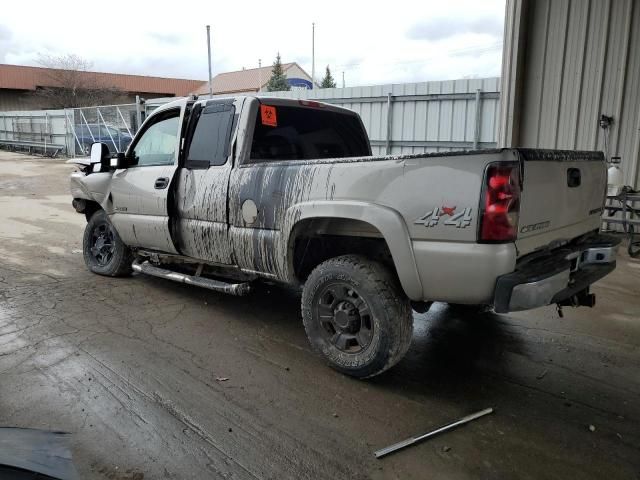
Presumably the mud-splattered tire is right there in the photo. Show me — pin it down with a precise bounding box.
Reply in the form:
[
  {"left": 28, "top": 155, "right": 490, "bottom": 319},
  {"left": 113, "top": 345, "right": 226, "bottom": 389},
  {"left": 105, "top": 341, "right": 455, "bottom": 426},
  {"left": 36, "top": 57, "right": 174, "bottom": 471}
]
[
  {"left": 83, "top": 209, "right": 133, "bottom": 277},
  {"left": 302, "top": 255, "right": 413, "bottom": 378}
]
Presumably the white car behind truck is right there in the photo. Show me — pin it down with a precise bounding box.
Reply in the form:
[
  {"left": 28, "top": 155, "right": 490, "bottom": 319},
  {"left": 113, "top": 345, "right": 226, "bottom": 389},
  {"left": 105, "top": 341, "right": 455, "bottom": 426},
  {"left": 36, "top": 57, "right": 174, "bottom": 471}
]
[{"left": 69, "top": 96, "right": 619, "bottom": 378}]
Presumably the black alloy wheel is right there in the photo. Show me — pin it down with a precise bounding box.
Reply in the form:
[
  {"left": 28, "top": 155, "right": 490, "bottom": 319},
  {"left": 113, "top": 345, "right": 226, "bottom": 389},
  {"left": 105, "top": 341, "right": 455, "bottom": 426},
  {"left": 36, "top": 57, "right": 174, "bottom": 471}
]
[
  {"left": 316, "top": 282, "right": 374, "bottom": 353},
  {"left": 89, "top": 221, "right": 115, "bottom": 266}
]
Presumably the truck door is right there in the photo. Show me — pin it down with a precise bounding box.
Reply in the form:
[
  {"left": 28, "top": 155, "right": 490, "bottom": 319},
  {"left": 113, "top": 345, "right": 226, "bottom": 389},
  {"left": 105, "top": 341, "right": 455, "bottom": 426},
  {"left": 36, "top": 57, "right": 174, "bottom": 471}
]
[
  {"left": 109, "top": 103, "right": 185, "bottom": 253},
  {"left": 172, "top": 99, "right": 239, "bottom": 264}
]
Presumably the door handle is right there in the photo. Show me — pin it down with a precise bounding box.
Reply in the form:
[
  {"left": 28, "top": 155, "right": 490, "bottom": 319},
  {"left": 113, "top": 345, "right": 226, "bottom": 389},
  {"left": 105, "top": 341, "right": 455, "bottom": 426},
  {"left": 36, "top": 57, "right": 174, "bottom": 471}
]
[{"left": 154, "top": 177, "right": 169, "bottom": 189}]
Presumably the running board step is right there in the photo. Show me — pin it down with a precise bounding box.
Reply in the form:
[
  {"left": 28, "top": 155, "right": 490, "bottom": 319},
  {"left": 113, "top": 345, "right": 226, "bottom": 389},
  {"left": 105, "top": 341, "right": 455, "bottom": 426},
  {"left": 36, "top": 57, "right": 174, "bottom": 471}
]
[{"left": 132, "top": 261, "right": 251, "bottom": 296}]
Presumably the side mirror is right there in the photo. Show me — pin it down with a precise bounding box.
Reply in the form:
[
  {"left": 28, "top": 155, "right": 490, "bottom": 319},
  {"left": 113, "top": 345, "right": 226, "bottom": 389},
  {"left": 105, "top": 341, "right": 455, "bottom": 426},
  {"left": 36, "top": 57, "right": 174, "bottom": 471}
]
[
  {"left": 91, "top": 143, "right": 111, "bottom": 171},
  {"left": 110, "top": 152, "right": 128, "bottom": 169}
]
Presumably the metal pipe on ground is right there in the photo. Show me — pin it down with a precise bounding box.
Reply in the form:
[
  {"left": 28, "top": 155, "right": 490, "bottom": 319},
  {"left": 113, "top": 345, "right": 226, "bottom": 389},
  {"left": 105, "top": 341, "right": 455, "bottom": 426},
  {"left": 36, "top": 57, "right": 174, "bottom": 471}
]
[{"left": 374, "top": 408, "right": 494, "bottom": 459}]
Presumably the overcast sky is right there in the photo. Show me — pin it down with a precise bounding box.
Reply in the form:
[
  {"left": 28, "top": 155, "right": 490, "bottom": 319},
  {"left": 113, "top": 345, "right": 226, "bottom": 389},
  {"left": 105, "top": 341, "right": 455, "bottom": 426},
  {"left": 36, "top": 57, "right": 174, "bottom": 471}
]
[{"left": 0, "top": 0, "right": 505, "bottom": 87}]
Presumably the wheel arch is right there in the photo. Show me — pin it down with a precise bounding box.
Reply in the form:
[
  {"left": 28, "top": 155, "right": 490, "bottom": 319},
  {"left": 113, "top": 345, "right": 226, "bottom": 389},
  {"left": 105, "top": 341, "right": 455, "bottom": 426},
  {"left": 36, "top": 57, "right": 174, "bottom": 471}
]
[
  {"left": 284, "top": 201, "right": 423, "bottom": 300},
  {"left": 76, "top": 199, "right": 102, "bottom": 222}
]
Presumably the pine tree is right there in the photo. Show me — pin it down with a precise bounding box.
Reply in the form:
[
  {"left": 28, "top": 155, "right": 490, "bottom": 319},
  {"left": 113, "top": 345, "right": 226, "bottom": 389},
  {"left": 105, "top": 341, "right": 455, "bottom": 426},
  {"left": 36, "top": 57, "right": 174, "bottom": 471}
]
[
  {"left": 320, "top": 66, "right": 337, "bottom": 88},
  {"left": 266, "top": 53, "right": 291, "bottom": 92}
]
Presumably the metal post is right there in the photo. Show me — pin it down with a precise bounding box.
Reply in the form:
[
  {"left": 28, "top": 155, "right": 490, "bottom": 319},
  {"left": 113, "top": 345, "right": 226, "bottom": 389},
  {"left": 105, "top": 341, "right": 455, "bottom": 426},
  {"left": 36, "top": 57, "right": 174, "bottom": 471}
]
[
  {"left": 135, "top": 95, "right": 142, "bottom": 134},
  {"left": 342, "top": 71, "right": 345, "bottom": 88},
  {"left": 311, "top": 22, "right": 315, "bottom": 89},
  {"left": 44, "top": 112, "right": 48, "bottom": 156},
  {"left": 258, "top": 59, "right": 262, "bottom": 92},
  {"left": 64, "top": 110, "right": 70, "bottom": 156},
  {"left": 206, "top": 25, "right": 213, "bottom": 97},
  {"left": 385, "top": 92, "right": 393, "bottom": 155},
  {"left": 473, "top": 89, "right": 482, "bottom": 150},
  {"left": 630, "top": 103, "right": 640, "bottom": 188},
  {"left": 66, "top": 110, "right": 82, "bottom": 156}
]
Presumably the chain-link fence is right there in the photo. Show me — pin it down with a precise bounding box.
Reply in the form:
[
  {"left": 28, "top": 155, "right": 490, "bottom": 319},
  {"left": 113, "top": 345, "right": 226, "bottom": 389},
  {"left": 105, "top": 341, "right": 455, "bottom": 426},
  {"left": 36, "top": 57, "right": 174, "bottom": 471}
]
[
  {"left": 0, "top": 102, "right": 145, "bottom": 157},
  {"left": 65, "top": 103, "right": 142, "bottom": 156}
]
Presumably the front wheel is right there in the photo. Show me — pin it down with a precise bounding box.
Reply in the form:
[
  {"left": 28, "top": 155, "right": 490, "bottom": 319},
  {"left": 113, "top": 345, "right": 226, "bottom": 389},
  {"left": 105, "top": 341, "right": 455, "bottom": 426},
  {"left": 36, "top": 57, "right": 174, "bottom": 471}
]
[
  {"left": 83, "top": 210, "right": 133, "bottom": 276},
  {"left": 301, "top": 255, "right": 413, "bottom": 378}
]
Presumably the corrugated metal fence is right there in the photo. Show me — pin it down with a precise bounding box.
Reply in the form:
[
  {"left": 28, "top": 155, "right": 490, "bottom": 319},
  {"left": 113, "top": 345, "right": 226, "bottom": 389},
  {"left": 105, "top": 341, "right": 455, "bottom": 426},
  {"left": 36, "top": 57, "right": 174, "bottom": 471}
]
[
  {"left": 0, "top": 77, "right": 501, "bottom": 157},
  {"left": 254, "top": 78, "right": 501, "bottom": 155},
  {"left": 0, "top": 110, "right": 69, "bottom": 156}
]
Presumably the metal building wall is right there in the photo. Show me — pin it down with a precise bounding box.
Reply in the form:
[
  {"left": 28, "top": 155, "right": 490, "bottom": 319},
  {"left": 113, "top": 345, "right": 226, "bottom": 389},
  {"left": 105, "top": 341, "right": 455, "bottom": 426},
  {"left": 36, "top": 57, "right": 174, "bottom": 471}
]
[
  {"left": 0, "top": 90, "right": 42, "bottom": 111},
  {"left": 254, "top": 78, "right": 501, "bottom": 156},
  {"left": 500, "top": 0, "right": 640, "bottom": 188}
]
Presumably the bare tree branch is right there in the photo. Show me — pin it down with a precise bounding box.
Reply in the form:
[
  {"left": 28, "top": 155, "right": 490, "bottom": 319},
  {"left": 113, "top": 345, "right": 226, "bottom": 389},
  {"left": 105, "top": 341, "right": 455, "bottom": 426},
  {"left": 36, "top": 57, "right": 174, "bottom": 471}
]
[{"left": 31, "top": 53, "right": 126, "bottom": 108}]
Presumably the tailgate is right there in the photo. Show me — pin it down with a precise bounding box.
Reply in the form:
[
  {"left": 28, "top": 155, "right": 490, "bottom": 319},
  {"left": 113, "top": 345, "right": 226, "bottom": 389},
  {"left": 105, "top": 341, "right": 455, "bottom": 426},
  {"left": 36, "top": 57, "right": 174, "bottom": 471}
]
[{"left": 515, "top": 149, "right": 607, "bottom": 256}]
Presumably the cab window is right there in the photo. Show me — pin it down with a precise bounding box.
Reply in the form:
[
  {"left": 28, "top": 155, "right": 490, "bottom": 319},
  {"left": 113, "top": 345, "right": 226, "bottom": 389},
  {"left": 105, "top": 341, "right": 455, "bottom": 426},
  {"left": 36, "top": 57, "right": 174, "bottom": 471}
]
[
  {"left": 248, "top": 104, "right": 371, "bottom": 163},
  {"left": 131, "top": 113, "right": 180, "bottom": 166},
  {"left": 185, "top": 102, "right": 235, "bottom": 168}
]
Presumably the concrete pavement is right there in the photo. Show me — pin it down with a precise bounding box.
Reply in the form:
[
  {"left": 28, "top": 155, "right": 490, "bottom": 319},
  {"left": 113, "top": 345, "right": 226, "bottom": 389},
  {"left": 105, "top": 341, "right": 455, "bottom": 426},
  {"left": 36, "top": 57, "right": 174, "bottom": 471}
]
[{"left": 0, "top": 151, "right": 638, "bottom": 479}]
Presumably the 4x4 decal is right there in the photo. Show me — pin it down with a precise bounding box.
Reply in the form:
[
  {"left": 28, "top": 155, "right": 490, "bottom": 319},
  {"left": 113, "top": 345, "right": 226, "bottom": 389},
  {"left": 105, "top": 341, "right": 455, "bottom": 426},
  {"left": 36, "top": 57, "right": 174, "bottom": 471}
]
[{"left": 414, "top": 206, "right": 473, "bottom": 228}]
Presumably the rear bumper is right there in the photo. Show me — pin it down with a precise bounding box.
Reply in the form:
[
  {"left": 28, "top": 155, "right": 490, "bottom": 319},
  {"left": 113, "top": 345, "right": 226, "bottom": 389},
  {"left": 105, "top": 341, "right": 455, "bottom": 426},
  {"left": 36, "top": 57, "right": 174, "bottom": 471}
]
[{"left": 493, "top": 234, "right": 619, "bottom": 313}]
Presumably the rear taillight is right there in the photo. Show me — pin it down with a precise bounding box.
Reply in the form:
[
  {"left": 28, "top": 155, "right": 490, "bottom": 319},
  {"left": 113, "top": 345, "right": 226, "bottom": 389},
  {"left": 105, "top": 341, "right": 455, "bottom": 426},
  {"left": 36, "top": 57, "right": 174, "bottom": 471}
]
[{"left": 478, "top": 162, "right": 521, "bottom": 242}]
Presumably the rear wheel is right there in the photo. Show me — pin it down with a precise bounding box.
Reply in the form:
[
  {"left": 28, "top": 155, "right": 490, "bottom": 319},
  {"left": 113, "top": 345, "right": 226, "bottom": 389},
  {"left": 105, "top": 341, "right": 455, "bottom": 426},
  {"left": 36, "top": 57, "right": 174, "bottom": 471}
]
[
  {"left": 83, "top": 210, "right": 133, "bottom": 276},
  {"left": 302, "top": 255, "right": 413, "bottom": 378}
]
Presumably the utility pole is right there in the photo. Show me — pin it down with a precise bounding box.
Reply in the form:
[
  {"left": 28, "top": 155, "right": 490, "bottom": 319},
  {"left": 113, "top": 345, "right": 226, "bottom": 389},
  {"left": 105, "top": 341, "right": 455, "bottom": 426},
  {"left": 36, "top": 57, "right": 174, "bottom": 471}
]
[
  {"left": 206, "top": 25, "right": 213, "bottom": 96},
  {"left": 342, "top": 71, "right": 345, "bottom": 88},
  {"left": 258, "top": 59, "right": 262, "bottom": 92},
  {"left": 311, "top": 22, "right": 315, "bottom": 89}
]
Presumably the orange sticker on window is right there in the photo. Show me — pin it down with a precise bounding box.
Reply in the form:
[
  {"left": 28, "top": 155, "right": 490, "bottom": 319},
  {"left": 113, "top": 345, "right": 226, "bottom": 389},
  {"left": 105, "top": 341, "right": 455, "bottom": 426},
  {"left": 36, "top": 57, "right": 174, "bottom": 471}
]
[{"left": 260, "top": 105, "right": 277, "bottom": 127}]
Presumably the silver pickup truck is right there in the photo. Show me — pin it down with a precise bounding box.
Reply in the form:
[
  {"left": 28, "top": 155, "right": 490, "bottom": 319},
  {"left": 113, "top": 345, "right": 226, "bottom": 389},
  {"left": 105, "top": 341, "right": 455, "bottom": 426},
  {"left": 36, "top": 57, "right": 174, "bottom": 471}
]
[{"left": 69, "top": 96, "right": 618, "bottom": 378}]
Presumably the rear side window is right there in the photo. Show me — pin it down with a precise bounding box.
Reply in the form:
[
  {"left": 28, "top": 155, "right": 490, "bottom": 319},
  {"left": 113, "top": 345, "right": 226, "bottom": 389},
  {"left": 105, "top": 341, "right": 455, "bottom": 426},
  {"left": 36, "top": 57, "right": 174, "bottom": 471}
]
[
  {"left": 186, "top": 102, "right": 235, "bottom": 168},
  {"left": 249, "top": 104, "right": 370, "bottom": 162}
]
